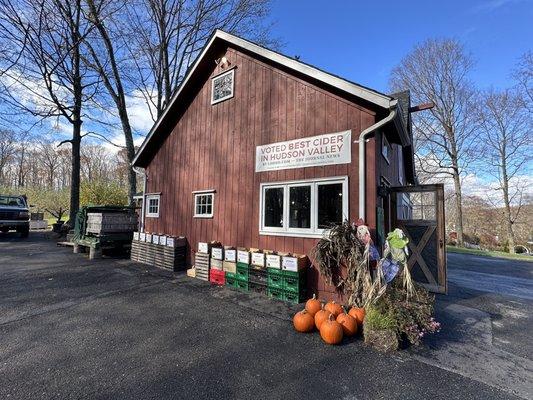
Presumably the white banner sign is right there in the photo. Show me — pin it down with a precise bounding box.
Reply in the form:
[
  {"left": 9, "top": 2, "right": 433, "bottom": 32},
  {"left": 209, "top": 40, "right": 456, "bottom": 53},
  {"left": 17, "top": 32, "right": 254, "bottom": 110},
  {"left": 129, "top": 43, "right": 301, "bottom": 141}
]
[{"left": 255, "top": 130, "right": 351, "bottom": 172}]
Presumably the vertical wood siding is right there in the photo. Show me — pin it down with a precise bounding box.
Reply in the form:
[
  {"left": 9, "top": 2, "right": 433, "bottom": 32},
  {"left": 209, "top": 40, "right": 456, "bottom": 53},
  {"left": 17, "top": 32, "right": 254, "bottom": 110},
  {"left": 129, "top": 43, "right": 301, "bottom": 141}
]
[{"left": 144, "top": 46, "right": 377, "bottom": 301}]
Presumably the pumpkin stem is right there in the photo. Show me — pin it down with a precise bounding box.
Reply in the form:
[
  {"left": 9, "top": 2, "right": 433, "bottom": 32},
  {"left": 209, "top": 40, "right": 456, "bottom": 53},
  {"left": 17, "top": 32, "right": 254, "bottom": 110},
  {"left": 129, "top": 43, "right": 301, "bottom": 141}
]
[
  {"left": 312, "top": 293, "right": 317, "bottom": 300},
  {"left": 328, "top": 314, "right": 335, "bottom": 321}
]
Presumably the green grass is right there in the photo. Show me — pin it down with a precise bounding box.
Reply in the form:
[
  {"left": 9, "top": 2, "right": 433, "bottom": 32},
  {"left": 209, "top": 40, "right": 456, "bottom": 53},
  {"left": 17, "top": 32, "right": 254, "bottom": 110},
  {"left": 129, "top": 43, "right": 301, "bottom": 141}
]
[{"left": 447, "top": 245, "right": 533, "bottom": 262}]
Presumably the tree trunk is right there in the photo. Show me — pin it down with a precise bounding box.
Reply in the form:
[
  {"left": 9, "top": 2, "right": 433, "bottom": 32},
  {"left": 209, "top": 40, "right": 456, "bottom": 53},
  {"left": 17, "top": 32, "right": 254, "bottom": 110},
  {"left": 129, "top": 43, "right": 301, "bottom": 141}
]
[
  {"left": 452, "top": 170, "right": 464, "bottom": 247},
  {"left": 501, "top": 167, "right": 516, "bottom": 254},
  {"left": 69, "top": 121, "right": 81, "bottom": 225},
  {"left": 119, "top": 108, "right": 136, "bottom": 205}
]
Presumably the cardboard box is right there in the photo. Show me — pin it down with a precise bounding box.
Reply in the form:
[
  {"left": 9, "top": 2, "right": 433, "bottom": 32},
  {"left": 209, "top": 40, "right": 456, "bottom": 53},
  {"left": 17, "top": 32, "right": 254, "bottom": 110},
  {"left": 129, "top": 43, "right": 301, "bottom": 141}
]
[
  {"left": 223, "top": 261, "right": 237, "bottom": 274},
  {"left": 139, "top": 232, "right": 146, "bottom": 242},
  {"left": 158, "top": 235, "right": 167, "bottom": 246},
  {"left": 237, "top": 249, "right": 250, "bottom": 264},
  {"left": 266, "top": 254, "right": 281, "bottom": 269},
  {"left": 251, "top": 251, "right": 265, "bottom": 267},
  {"left": 187, "top": 267, "right": 196, "bottom": 278},
  {"left": 224, "top": 248, "right": 236, "bottom": 262},
  {"left": 282, "top": 254, "right": 309, "bottom": 272},
  {"left": 211, "top": 258, "right": 223, "bottom": 270},
  {"left": 198, "top": 242, "right": 209, "bottom": 253},
  {"left": 133, "top": 232, "right": 139, "bottom": 240},
  {"left": 151, "top": 234, "right": 159, "bottom": 244},
  {"left": 211, "top": 247, "right": 223, "bottom": 260},
  {"left": 146, "top": 233, "right": 152, "bottom": 243}
]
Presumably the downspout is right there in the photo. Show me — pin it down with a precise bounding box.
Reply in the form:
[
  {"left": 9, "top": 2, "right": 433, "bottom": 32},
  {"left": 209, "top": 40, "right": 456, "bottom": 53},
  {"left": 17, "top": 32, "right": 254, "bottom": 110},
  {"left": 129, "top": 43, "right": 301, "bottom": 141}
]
[
  {"left": 355, "top": 106, "right": 397, "bottom": 221},
  {"left": 132, "top": 166, "right": 147, "bottom": 232}
]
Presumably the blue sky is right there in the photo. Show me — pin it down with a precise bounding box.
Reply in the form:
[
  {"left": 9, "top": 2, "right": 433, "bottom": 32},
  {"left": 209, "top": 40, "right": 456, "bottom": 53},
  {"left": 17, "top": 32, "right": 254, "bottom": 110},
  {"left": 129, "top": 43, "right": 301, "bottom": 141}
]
[{"left": 269, "top": 0, "right": 533, "bottom": 93}]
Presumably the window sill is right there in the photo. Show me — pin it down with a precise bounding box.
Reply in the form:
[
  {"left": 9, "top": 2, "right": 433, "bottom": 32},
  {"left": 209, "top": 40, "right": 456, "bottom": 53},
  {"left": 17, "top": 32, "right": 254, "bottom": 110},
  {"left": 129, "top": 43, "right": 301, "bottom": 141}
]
[
  {"left": 194, "top": 215, "right": 214, "bottom": 219},
  {"left": 146, "top": 215, "right": 159, "bottom": 218},
  {"left": 259, "top": 230, "right": 328, "bottom": 239}
]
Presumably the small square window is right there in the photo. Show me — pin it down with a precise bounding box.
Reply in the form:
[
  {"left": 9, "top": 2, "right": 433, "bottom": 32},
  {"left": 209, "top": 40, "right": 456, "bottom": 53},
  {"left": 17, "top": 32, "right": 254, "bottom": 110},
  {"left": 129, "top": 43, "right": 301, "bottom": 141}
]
[
  {"left": 211, "top": 69, "right": 234, "bottom": 104},
  {"left": 146, "top": 195, "right": 160, "bottom": 218},
  {"left": 194, "top": 192, "right": 214, "bottom": 218}
]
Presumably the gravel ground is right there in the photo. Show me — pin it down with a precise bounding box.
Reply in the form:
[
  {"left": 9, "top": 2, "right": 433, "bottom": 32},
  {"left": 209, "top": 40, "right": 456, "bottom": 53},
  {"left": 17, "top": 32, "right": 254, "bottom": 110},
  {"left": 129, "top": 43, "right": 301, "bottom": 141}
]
[{"left": 0, "top": 231, "right": 531, "bottom": 400}]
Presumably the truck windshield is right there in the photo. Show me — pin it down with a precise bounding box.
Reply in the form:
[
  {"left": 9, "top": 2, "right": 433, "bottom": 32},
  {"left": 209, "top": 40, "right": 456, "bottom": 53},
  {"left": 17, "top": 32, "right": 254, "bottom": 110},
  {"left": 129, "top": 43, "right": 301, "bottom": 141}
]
[{"left": 0, "top": 196, "right": 25, "bottom": 207}]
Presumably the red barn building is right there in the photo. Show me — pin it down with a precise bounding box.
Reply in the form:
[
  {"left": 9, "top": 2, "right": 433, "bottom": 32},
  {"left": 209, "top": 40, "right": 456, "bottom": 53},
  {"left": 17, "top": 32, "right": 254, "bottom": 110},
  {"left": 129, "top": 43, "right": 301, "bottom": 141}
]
[{"left": 132, "top": 30, "right": 446, "bottom": 299}]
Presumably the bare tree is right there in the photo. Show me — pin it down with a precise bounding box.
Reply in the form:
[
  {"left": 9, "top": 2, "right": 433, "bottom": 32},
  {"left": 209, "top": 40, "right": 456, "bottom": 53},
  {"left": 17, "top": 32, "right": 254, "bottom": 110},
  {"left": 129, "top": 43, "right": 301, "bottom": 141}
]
[
  {"left": 0, "top": 128, "right": 16, "bottom": 185},
  {"left": 475, "top": 88, "right": 532, "bottom": 253},
  {"left": 390, "top": 39, "right": 478, "bottom": 247},
  {"left": 0, "top": 0, "right": 98, "bottom": 223},
  {"left": 513, "top": 51, "right": 532, "bottom": 112},
  {"left": 79, "top": 0, "right": 138, "bottom": 204},
  {"left": 125, "top": 0, "right": 277, "bottom": 120},
  {"left": 38, "top": 140, "right": 61, "bottom": 188}
]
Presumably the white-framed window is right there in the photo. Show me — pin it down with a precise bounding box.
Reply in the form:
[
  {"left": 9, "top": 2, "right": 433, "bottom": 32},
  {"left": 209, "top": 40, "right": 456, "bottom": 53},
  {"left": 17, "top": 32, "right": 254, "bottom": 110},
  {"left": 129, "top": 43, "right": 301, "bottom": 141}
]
[
  {"left": 146, "top": 194, "right": 160, "bottom": 218},
  {"left": 398, "top": 145, "right": 404, "bottom": 185},
  {"left": 194, "top": 190, "right": 214, "bottom": 218},
  {"left": 382, "top": 134, "right": 390, "bottom": 164},
  {"left": 211, "top": 69, "right": 234, "bottom": 104},
  {"left": 259, "top": 176, "right": 348, "bottom": 238}
]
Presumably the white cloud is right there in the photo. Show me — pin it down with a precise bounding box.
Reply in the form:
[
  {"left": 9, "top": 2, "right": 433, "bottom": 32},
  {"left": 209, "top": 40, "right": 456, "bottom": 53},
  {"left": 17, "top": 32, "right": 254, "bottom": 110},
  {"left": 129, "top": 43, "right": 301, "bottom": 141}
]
[
  {"left": 126, "top": 90, "right": 157, "bottom": 134},
  {"left": 471, "top": 0, "right": 528, "bottom": 12}
]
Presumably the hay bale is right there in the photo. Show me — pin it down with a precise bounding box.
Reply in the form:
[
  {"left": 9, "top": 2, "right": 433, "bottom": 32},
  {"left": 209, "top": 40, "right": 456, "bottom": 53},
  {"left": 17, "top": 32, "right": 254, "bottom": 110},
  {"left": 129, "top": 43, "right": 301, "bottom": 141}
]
[{"left": 364, "top": 328, "right": 398, "bottom": 352}]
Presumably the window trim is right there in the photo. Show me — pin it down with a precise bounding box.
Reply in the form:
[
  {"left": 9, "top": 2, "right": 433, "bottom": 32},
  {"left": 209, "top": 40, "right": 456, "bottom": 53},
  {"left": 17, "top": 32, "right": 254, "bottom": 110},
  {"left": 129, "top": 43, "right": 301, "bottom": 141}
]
[
  {"left": 146, "top": 194, "right": 160, "bottom": 218},
  {"left": 193, "top": 191, "right": 214, "bottom": 218},
  {"left": 382, "top": 134, "right": 390, "bottom": 164},
  {"left": 211, "top": 68, "right": 235, "bottom": 105},
  {"left": 259, "top": 176, "right": 348, "bottom": 238}
]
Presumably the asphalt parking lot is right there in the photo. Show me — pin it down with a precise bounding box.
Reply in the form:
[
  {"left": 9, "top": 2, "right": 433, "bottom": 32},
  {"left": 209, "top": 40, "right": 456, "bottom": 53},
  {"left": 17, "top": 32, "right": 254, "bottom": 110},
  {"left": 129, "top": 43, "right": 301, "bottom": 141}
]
[{"left": 1, "top": 232, "right": 532, "bottom": 399}]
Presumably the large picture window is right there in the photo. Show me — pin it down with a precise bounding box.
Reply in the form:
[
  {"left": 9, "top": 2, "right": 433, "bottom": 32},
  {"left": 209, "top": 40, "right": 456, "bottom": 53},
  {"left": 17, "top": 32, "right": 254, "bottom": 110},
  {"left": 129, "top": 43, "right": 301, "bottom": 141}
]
[{"left": 260, "top": 177, "right": 348, "bottom": 238}]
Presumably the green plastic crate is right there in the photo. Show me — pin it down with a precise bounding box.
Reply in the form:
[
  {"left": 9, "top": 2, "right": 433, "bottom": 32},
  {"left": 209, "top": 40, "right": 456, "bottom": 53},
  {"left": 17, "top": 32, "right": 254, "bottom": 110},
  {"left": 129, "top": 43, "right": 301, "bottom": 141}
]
[
  {"left": 283, "top": 289, "right": 306, "bottom": 305},
  {"left": 236, "top": 280, "right": 249, "bottom": 291},
  {"left": 283, "top": 273, "right": 306, "bottom": 294},
  {"left": 225, "top": 276, "right": 237, "bottom": 288},
  {"left": 236, "top": 265, "right": 249, "bottom": 281},
  {"left": 225, "top": 271, "right": 236, "bottom": 280},
  {"left": 282, "top": 269, "right": 305, "bottom": 279},
  {"left": 267, "top": 268, "right": 284, "bottom": 289},
  {"left": 267, "top": 286, "right": 284, "bottom": 301},
  {"left": 236, "top": 262, "right": 249, "bottom": 269}
]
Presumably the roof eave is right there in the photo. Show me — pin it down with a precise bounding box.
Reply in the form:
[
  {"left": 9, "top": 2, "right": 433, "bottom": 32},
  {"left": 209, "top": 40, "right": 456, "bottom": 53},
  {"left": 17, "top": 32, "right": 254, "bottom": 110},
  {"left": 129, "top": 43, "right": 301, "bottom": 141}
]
[{"left": 133, "top": 29, "right": 396, "bottom": 167}]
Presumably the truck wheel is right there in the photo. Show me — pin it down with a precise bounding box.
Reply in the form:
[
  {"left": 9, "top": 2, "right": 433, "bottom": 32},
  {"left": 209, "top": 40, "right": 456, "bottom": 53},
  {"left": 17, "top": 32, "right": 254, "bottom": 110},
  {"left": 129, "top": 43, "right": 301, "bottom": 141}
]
[{"left": 18, "top": 228, "right": 29, "bottom": 238}]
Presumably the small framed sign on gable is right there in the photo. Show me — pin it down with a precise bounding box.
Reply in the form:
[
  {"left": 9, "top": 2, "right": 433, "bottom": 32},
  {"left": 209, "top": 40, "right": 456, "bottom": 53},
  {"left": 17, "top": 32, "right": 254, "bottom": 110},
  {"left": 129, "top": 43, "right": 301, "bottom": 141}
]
[{"left": 211, "top": 69, "right": 235, "bottom": 104}]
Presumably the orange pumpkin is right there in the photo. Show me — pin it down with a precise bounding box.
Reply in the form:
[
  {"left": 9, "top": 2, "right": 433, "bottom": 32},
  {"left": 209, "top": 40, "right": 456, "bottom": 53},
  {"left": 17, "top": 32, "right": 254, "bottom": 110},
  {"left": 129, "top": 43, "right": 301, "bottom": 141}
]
[
  {"left": 305, "top": 294, "right": 322, "bottom": 316},
  {"left": 320, "top": 314, "right": 344, "bottom": 345},
  {"left": 314, "top": 306, "right": 333, "bottom": 330},
  {"left": 293, "top": 310, "right": 315, "bottom": 333},
  {"left": 349, "top": 307, "right": 366, "bottom": 326},
  {"left": 336, "top": 310, "right": 358, "bottom": 337},
  {"left": 324, "top": 301, "right": 343, "bottom": 317}
]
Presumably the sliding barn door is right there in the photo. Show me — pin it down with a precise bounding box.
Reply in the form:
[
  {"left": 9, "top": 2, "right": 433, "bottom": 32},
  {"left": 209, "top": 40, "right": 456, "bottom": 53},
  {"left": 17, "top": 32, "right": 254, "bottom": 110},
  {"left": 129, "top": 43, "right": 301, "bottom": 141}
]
[{"left": 390, "top": 184, "right": 447, "bottom": 294}]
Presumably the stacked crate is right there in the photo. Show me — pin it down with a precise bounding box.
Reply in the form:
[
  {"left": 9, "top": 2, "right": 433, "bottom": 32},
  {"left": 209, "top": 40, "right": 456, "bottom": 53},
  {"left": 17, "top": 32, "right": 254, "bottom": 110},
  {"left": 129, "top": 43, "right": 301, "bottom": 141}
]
[
  {"left": 131, "top": 234, "right": 187, "bottom": 271},
  {"left": 223, "top": 247, "right": 237, "bottom": 287},
  {"left": 235, "top": 249, "right": 254, "bottom": 291},
  {"left": 267, "top": 254, "right": 308, "bottom": 304},
  {"left": 195, "top": 242, "right": 211, "bottom": 281},
  {"left": 161, "top": 236, "right": 187, "bottom": 271},
  {"left": 209, "top": 245, "right": 224, "bottom": 284}
]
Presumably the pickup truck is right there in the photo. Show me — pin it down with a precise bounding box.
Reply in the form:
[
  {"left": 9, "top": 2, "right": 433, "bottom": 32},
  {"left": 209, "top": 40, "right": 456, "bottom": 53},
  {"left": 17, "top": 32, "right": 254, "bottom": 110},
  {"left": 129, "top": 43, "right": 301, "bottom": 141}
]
[{"left": 0, "top": 195, "right": 30, "bottom": 237}]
